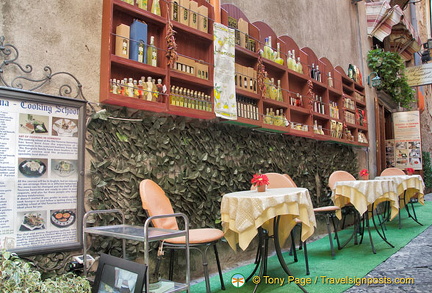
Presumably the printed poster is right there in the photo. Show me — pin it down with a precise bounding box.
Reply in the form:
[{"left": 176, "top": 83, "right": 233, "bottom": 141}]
[
  {"left": 213, "top": 22, "right": 237, "bottom": 120},
  {"left": 0, "top": 88, "right": 84, "bottom": 255},
  {"left": 393, "top": 111, "right": 422, "bottom": 170}
]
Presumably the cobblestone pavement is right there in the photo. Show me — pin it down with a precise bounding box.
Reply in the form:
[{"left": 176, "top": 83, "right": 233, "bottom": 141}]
[{"left": 344, "top": 194, "right": 432, "bottom": 293}]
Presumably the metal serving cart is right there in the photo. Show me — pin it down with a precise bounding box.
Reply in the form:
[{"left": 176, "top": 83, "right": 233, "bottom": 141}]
[{"left": 83, "top": 209, "right": 190, "bottom": 293}]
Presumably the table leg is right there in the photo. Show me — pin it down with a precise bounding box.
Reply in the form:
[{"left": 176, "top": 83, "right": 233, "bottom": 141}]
[
  {"left": 273, "top": 216, "right": 308, "bottom": 293},
  {"left": 401, "top": 191, "right": 423, "bottom": 226},
  {"left": 244, "top": 227, "right": 269, "bottom": 293},
  {"left": 246, "top": 228, "right": 265, "bottom": 283},
  {"left": 370, "top": 203, "right": 394, "bottom": 250},
  {"left": 338, "top": 210, "right": 361, "bottom": 249}
]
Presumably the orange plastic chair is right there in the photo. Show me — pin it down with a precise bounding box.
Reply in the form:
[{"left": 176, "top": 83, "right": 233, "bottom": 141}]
[
  {"left": 328, "top": 170, "right": 356, "bottom": 190},
  {"left": 285, "top": 173, "right": 342, "bottom": 259},
  {"left": 139, "top": 179, "right": 225, "bottom": 293},
  {"left": 380, "top": 167, "right": 405, "bottom": 176}
]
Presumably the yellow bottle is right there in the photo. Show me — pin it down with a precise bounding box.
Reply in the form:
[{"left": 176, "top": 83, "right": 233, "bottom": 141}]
[
  {"left": 296, "top": 57, "right": 303, "bottom": 74},
  {"left": 287, "top": 50, "right": 295, "bottom": 70},
  {"left": 151, "top": 0, "right": 161, "bottom": 16},
  {"left": 138, "top": 0, "right": 148, "bottom": 10},
  {"left": 147, "top": 36, "right": 157, "bottom": 67},
  {"left": 275, "top": 43, "right": 284, "bottom": 65},
  {"left": 263, "top": 36, "right": 273, "bottom": 60}
]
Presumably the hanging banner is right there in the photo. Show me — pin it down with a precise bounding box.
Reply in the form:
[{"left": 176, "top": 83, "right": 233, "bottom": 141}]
[
  {"left": 0, "top": 87, "right": 86, "bottom": 256},
  {"left": 393, "top": 111, "right": 422, "bottom": 170},
  {"left": 405, "top": 63, "right": 432, "bottom": 87},
  {"left": 213, "top": 22, "right": 237, "bottom": 120}
]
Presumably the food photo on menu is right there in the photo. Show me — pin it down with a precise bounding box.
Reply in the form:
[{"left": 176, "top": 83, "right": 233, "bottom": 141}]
[
  {"left": 17, "top": 211, "right": 46, "bottom": 232},
  {"left": 18, "top": 158, "right": 48, "bottom": 178},
  {"left": 51, "top": 117, "right": 78, "bottom": 137},
  {"left": 51, "top": 159, "right": 78, "bottom": 179},
  {"left": 50, "top": 209, "right": 76, "bottom": 228},
  {"left": 19, "top": 113, "right": 50, "bottom": 134}
]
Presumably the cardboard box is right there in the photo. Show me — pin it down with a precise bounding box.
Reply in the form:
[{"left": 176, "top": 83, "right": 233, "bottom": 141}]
[
  {"left": 235, "top": 63, "right": 240, "bottom": 88},
  {"left": 198, "top": 5, "right": 208, "bottom": 33},
  {"left": 180, "top": 0, "right": 190, "bottom": 26},
  {"left": 171, "top": 0, "right": 180, "bottom": 22},
  {"left": 175, "top": 55, "right": 196, "bottom": 75},
  {"left": 115, "top": 24, "right": 130, "bottom": 58},
  {"left": 196, "top": 62, "right": 209, "bottom": 80},
  {"left": 238, "top": 18, "right": 248, "bottom": 48},
  {"left": 129, "top": 20, "right": 148, "bottom": 63},
  {"left": 189, "top": 1, "right": 199, "bottom": 29},
  {"left": 247, "top": 67, "right": 256, "bottom": 92}
]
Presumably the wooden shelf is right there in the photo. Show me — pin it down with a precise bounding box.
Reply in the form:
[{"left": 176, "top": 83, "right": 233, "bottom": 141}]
[
  {"left": 170, "top": 70, "right": 213, "bottom": 88},
  {"left": 221, "top": 116, "right": 261, "bottom": 128},
  {"left": 100, "top": 1, "right": 369, "bottom": 147},
  {"left": 167, "top": 104, "right": 215, "bottom": 120},
  {"left": 236, "top": 88, "right": 260, "bottom": 100},
  {"left": 262, "top": 98, "right": 288, "bottom": 108},
  {"left": 111, "top": 55, "right": 167, "bottom": 76},
  {"left": 101, "top": 93, "right": 167, "bottom": 112},
  {"left": 260, "top": 123, "right": 289, "bottom": 133},
  {"left": 113, "top": 0, "right": 167, "bottom": 26},
  {"left": 287, "top": 128, "right": 313, "bottom": 138},
  {"left": 235, "top": 46, "right": 259, "bottom": 60},
  {"left": 172, "top": 21, "right": 214, "bottom": 42}
]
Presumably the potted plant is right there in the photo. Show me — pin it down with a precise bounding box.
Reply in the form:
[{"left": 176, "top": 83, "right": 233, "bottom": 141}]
[
  {"left": 366, "top": 48, "right": 416, "bottom": 109},
  {"left": 251, "top": 172, "right": 270, "bottom": 192},
  {"left": 0, "top": 250, "right": 91, "bottom": 292}
]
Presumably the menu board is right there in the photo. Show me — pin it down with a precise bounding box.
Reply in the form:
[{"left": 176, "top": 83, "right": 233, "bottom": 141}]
[
  {"left": 393, "top": 111, "right": 422, "bottom": 170},
  {"left": 0, "top": 87, "right": 86, "bottom": 256}
]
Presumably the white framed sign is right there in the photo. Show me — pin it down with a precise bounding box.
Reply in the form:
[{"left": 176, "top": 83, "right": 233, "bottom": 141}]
[
  {"left": 0, "top": 87, "right": 86, "bottom": 256},
  {"left": 393, "top": 111, "right": 422, "bottom": 170}
]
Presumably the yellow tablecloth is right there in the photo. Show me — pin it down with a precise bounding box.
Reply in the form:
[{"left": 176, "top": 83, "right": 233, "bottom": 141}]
[
  {"left": 221, "top": 187, "right": 316, "bottom": 251},
  {"left": 331, "top": 179, "right": 399, "bottom": 220},
  {"left": 375, "top": 175, "right": 425, "bottom": 208}
]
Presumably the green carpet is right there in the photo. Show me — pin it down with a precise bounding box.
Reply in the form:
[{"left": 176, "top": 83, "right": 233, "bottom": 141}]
[{"left": 190, "top": 201, "right": 432, "bottom": 292}]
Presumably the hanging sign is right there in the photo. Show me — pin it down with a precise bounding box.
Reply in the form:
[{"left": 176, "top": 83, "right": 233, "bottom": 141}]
[
  {"left": 405, "top": 63, "right": 432, "bottom": 87},
  {"left": 393, "top": 111, "right": 422, "bottom": 170},
  {"left": 213, "top": 22, "right": 237, "bottom": 120},
  {"left": 0, "top": 87, "right": 86, "bottom": 256}
]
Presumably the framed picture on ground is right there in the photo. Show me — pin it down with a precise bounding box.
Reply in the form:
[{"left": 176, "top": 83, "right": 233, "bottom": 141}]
[{"left": 92, "top": 253, "right": 147, "bottom": 293}]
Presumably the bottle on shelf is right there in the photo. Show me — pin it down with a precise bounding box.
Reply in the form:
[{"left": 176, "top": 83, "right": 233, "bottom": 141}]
[
  {"left": 133, "top": 79, "right": 140, "bottom": 98},
  {"left": 288, "top": 50, "right": 296, "bottom": 70},
  {"left": 277, "top": 80, "right": 282, "bottom": 102},
  {"left": 310, "top": 63, "right": 315, "bottom": 79},
  {"left": 138, "top": 0, "right": 148, "bottom": 10},
  {"left": 147, "top": 36, "right": 157, "bottom": 67},
  {"left": 275, "top": 43, "right": 284, "bottom": 65},
  {"left": 146, "top": 77, "right": 154, "bottom": 101},
  {"left": 151, "top": 0, "right": 161, "bottom": 16},
  {"left": 327, "top": 72, "right": 333, "bottom": 87},
  {"left": 296, "top": 57, "right": 303, "bottom": 74},
  {"left": 263, "top": 36, "right": 273, "bottom": 60},
  {"left": 127, "top": 78, "right": 134, "bottom": 97},
  {"left": 316, "top": 65, "right": 321, "bottom": 82}
]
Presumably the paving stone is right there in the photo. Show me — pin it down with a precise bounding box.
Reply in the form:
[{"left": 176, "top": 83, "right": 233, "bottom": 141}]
[{"left": 344, "top": 194, "right": 432, "bottom": 293}]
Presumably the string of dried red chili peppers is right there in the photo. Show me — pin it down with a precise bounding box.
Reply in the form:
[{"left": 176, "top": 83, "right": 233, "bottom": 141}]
[{"left": 166, "top": 3, "right": 178, "bottom": 67}]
